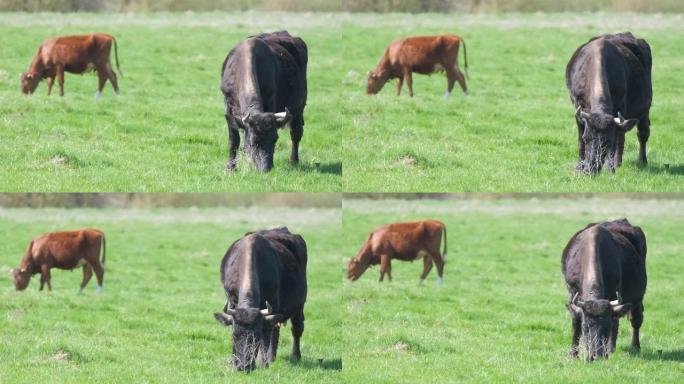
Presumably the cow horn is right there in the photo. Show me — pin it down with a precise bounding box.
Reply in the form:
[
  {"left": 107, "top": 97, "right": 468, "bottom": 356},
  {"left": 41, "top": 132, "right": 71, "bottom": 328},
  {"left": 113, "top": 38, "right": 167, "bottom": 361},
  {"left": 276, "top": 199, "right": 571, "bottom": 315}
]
[
  {"left": 224, "top": 308, "right": 237, "bottom": 316},
  {"left": 241, "top": 110, "right": 251, "bottom": 126},
  {"left": 571, "top": 292, "right": 585, "bottom": 308},
  {"left": 214, "top": 312, "right": 234, "bottom": 326},
  {"left": 610, "top": 291, "right": 622, "bottom": 306},
  {"left": 260, "top": 301, "right": 273, "bottom": 316},
  {"left": 274, "top": 108, "right": 291, "bottom": 125},
  {"left": 574, "top": 105, "right": 581, "bottom": 116}
]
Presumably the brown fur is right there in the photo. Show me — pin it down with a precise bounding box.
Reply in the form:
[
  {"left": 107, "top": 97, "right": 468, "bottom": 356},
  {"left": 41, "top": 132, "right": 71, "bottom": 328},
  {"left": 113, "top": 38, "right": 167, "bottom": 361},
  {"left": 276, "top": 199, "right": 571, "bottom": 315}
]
[
  {"left": 347, "top": 220, "right": 447, "bottom": 283},
  {"left": 13, "top": 229, "right": 106, "bottom": 292},
  {"left": 366, "top": 35, "right": 468, "bottom": 97},
  {"left": 21, "top": 33, "right": 121, "bottom": 96}
]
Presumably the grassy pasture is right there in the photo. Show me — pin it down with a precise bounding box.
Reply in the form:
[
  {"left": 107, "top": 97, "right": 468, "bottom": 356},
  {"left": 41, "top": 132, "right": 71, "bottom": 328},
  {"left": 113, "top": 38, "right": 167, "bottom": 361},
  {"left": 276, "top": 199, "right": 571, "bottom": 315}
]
[
  {"left": 342, "top": 197, "right": 684, "bottom": 383},
  {"left": 0, "top": 206, "right": 342, "bottom": 383},
  {"left": 0, "top": 13, "right": 342, "bottom": 192},
  {"left": 341, "top": 13, "right": 684, "bottom": 192}
]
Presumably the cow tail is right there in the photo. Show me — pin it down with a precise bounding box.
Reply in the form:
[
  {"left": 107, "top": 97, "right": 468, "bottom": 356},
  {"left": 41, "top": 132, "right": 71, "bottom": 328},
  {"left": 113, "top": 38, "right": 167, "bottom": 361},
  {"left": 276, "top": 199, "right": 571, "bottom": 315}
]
[
  {"left": 101, "top": 234, "right": 107, "bottom": 267},
  {"left": 442, "top": 225, "right": 448, "bottom": 261},
  {"left": 462, "top": 39, "right": 468, "bottom": 80},
  {"left": 113, "top": 38, "right": 123, "bottom": 77}
]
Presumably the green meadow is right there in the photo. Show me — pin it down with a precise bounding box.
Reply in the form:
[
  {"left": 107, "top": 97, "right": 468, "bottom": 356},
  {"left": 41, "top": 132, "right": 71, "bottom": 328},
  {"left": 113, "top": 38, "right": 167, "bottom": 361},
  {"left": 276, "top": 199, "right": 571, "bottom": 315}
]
[
  {"left": 0, "top": 13, "right": 342, "bottom": 192},
  {"left": 341, "top": 13, "right": 684, "bottom": 191},
  {"left": 0, "top": 207, "right": 342, "bottom": 383},
  {"left": 342, "top": 198, "right": 684, "bottom": 383}
]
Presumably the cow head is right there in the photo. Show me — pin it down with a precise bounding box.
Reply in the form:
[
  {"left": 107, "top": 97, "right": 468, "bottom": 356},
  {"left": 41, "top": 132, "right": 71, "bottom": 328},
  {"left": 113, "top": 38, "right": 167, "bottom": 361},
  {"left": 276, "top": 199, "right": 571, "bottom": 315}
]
[
  {"left": 241, "top": 109, "right": 291, "bottom": 172},
  {"left": 576, "top": 107, "right": 638, "bottom": 173},
  {"left": 214, "top": 301, "right": 283, "bottom": 371},
  {"left": 20, "top": 72, "right": 40, "bottom": 95},
  {"left": 569, "top": 293, "right": 632, "bottom": 361},
  {"left": 366, "top": 71, "right": 389, "bottom": 95},
  {"left": 347, "top": 257, "right": 368, "bottom": 281},
  {"left": 12, "top": 268, "right": 31, "bottom": 291}
]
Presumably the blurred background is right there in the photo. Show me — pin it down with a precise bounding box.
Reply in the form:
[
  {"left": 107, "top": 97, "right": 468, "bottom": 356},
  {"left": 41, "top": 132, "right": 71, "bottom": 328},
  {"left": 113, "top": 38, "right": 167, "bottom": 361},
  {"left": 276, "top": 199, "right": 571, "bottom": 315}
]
[
  {"left": 0, "top": 193, "right": 341, "bottom": 208},
  {"left": 2, "top": 0, "right": 683, "bottom": 13}
]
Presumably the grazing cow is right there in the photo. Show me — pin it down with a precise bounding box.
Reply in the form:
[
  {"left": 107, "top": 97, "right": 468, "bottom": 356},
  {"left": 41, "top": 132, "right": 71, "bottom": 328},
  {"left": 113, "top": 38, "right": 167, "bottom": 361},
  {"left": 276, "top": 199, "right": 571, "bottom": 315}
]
[
  {"left": 213, "top": 227, "right": 307, "bottom": 371},
  {"left": 566, "top": 32, "right": 652, "bottom": 173},
  {"left": 366, "top": 35, "right": 468, "bottom": 98},
  {"left": 347, "top": 220, "right": 447, "bottom": 283},
  {"left": 221, "top": 31, "right": 307, "bottom": 172},
  {"left": 21, "top": 33, "right": 122, "bottom": 98},
  {"left": 13, "top": 229, "right": 106, "bottom": 293},
  {"left": 561, "top": 219, "right": 647, "bottom": 361}
]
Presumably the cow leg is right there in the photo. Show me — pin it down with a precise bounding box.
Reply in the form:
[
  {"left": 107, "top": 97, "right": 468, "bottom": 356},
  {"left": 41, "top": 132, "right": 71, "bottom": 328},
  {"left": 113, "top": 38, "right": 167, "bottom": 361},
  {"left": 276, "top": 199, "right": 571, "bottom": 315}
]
[
  {"left": 225, "top": 115, "right": 240, "bottom": 171},
  {"left": 444, "top": 68, "right": 456, "bottom": 99},
  {"left": 637, "top": 115, "right": 650, "bottom": 165},
  {"left": 92, "top": 261, "right": 105, "bottom": 294},
  {"left": 403, "top": 69, "right": 414, "bottom": 97},
  {"left": 396, "top": 77, "right": 403, "bottom": 96},
  {"left": 289, "top": 111, "right": 303, "bottom": 165},
  {"left": 95, "top": 70, "right": 107, "bottom": 99},
  {"left": 41, "top": 265, "right": 52, "bottom": 291},
  {"left": 454, "top": 69, "right": 468, "bottom": 96},
  {"left": 80, "top": 264, "right": 94, "bottom": 293},
  {"left": 106, "top": 64, "right": 120, "bottom": 95},
  {"left": 266, "top": 326, "right": 280, "bottom": 363},
  {"left": 615, "top": 132, "right": 626, "bottom": 167},
  {"left": 46, "top": 77, "right": 54, "bottom": 96},
  {"left": 56, "top": 65, "right": 65, "bottom": 96},
  {"left": 419, "top": 253, "right": 433, "bottom": 283},
  {"left": 569, "top": 310, "right": 582, "bottom": 357},
  {"left": 575, "top": 118, "right": 586, "bottom": 166},
  {"left": 629, "top": 301, "right": 644, "bottom": 352},
  {"left": 259, "top": 327, "right": 272, "bottom": 368},
  {"left": 609, "top": 318, "right": 619, "bottom": 353},
  {"left": 290, "top": 309, "right": 304, "bottom": 361},
  {"left": 430, "top": 251, "right": 445, "bottom": 285},
  {"left": 379, "top": 254, "right": 392, "bottom": 282}
]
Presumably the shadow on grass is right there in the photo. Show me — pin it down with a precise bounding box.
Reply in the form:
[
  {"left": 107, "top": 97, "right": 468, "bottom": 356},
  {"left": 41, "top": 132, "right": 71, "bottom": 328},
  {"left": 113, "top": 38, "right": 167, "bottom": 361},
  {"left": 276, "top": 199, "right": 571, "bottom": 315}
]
[
  {"left": 295, "top": 161, "right": 342, "bottom": 175},
  {"left": 288, "top": 356, "right": 342, "bottom": 371},
  {"left": 632, "top": 348, "right": 684, "bottom": 362},
  {"left": 636, "top": 162, "right": 684, "bottom": 176}
]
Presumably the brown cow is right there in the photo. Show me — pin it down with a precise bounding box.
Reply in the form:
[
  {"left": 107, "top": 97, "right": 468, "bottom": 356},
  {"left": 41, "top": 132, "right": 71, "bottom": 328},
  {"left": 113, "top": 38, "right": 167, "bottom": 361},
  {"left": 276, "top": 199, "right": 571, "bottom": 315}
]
[
  {"left": 13, "top": 229, "right": 106, "bottom": 293},
  {"left": 21, "top": 33, "right": 121, "bottom": 98},
  {"left": 366, "top": 35, "right": 468, "bottom": 98},
  {"left": 347, "top": 220, "right": 447, "bottom": 283}
]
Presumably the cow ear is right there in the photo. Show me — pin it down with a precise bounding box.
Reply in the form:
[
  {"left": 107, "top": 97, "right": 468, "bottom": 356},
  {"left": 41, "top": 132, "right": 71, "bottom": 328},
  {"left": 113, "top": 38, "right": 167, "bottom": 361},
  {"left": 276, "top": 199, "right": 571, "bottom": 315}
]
[
  {"left": 26, "top": 73, "right": 34, "bottom": 80},
  {"left": 611, "top": 303, "right": 632, "bottom": 318},
  {"left": 614, "top": 112, "right": 638, "bottom": 132},
  {"left": 214, "top": 312, "right": 233, "bottom": 326}
]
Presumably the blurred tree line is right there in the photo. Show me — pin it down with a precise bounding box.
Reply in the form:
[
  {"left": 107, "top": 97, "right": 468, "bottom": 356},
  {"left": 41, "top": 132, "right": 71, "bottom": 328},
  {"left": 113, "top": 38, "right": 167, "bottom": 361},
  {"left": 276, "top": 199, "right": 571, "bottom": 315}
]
[
  {"left": 2, "top": 0, "right": 683, "bottom": 12},
  {"left": 0, "top": 193, "right": 341, "bottom": 208}
]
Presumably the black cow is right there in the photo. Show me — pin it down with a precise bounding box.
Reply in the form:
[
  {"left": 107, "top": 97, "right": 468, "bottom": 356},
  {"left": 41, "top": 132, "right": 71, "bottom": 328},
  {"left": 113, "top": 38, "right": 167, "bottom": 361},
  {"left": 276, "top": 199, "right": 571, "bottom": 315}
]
[
  {"left": 213, "top": 227, "right": 307, "bottom": 371},
  {"left": 566, "top": 32, "right": 652, "bottom": 173},
  {"left": 220, "top": 31, "right": 308, "bottom": 172},
  {"left": 561, "top": 218, "right": 647, "bottom": 361}
]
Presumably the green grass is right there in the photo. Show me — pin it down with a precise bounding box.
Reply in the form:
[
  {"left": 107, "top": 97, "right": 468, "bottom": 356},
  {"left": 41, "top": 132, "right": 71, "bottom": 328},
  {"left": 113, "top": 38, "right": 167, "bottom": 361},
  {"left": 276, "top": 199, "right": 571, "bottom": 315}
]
[
  {"left": 0, "top": 13, "right": 341, "bottom": 192},
  {"left": 0, "top": 207, "right": 343, "bottom": 383},
  {"left": 342, "top": 198, "right": 684, "bottom": 383},
  {"left": 342, "top": 13, "right": 684, "bottom": 191}
]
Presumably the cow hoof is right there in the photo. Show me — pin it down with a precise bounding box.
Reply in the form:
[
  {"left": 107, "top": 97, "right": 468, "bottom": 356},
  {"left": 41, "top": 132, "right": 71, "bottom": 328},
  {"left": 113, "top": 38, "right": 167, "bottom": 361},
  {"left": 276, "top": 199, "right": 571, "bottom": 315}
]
[
  {"left": 443, "top": 91, "right": 451, "bottom": 100},
  {"left": 94, "top": 91, "right": 102, "bottom": 99},
  {"left": 437, "top": 277, "right": 444, "bottom": 285},
  {"left": 96, "top": 286, "right": 103, "bottom": 294}
]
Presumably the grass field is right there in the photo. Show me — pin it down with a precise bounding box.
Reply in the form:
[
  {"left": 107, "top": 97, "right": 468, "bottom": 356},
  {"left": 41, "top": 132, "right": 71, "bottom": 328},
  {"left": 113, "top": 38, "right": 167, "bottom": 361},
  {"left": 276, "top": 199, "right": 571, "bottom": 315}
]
[
  {"left": 0, "top": 206, "right": 343, "bottom": 383},
  {"left": 0, "top": 13, "right": 342, "bottom": 192},
  {"left": 342, "top": 197, "right": 684, "bottom": 383},
  {"left": 341, "top": 13, "right": 684, "bottom": 191}
]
